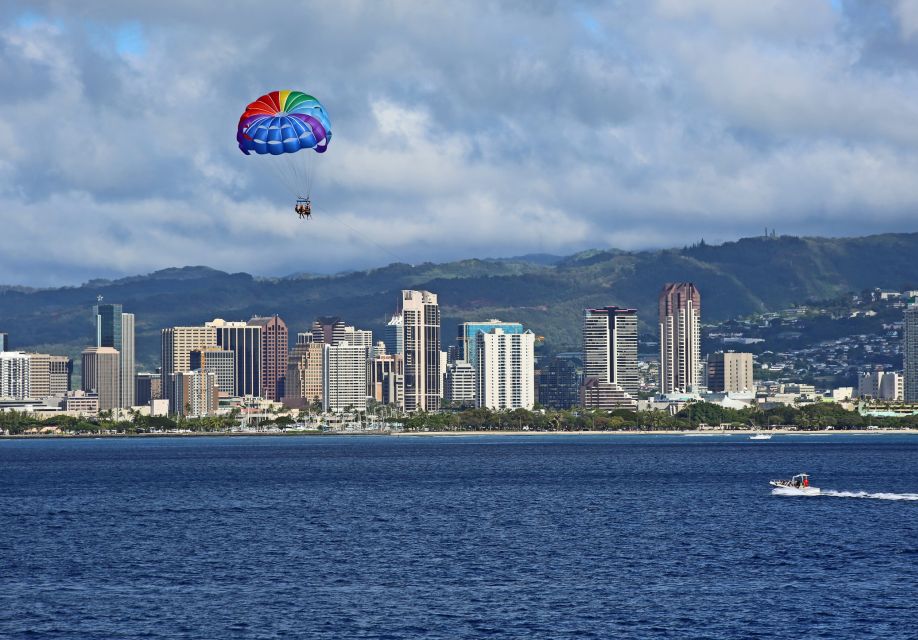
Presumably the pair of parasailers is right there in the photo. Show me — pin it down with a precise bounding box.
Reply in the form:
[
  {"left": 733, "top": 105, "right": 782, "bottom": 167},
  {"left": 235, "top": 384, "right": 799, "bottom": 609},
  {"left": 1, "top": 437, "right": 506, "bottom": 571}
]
[{"left": 295, "top": 199, "right": 312, "bottom": 219}]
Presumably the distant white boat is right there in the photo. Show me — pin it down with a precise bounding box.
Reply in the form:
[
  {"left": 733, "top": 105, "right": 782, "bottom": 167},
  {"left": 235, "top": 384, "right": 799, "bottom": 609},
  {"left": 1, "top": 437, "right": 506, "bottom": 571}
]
[
  {"left": 749, "top": 433, "right": 773, "bottom": 440},
  {"left": 770, "top": 473, "right": 821, "bottom": 496}
]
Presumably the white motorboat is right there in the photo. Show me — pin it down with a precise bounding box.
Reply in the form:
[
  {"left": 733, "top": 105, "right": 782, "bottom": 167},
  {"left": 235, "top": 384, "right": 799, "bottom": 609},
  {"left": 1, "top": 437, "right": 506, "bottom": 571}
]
[
  {"left": 749, "top": 433, "right": 772, "bottom": 440},
  {"left": 770, "top": 473, "right": 820, "bottom": 495}
]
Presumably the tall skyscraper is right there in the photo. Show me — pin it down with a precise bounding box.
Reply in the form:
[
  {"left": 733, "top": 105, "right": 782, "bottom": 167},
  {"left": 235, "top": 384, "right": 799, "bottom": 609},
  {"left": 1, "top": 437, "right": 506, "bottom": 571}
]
[
  {"left": 904, "top": 305, "right": 918, "bottom": 402},
  {"left": 538, "top": 353, "right": 583, "bottom": 409},
  {"left": 161, "top": 326, "right": 218, "bottom": 400},
  {"left": 659, "top": 283, "right": 702, "bottom": 394},
  {"left": 27, "top": 353, "right": 51, "bottom": 399},
  {"left": 0, "top": 332, "right": 8, "bottom": 352},
  {"left": 285, "top": 340, "right": 325, "bottom": 409},
  {"left": 323, "top": 342, "right": 368, "bottom": 413},
  {"left": 95, "top": 304, "right": 135, "bottom": 407},
  {"left": 458, "top": 320, "right": 525, "bottom": 371},
  {"left": 206, "top": 319, "right": 262, "bottom": 397},
  {"left": 135, "top": 372, "right": 162, "bottom": 405},
  {"left": 172, "top": 370, "right": 219, "bottom": 417},
  {"left": 49, "top": 355, "right": 72, "bottom": 395},
  {"left": 582, "top": 306, "right": 639, "bottom": 397},
  {"left": 371, "top": 353, "right": 403, "bottom": 406},
  {"left": 476, "top": 329, "right": 535, "bottom": 410},
  {"left": 311, "top": 316, "right": 346, "bottom": 345},
  {"left": 190, "top": 348, "right": 235, "bottom": 396},
  {"left": 400, "top": 290, "right": 441, "bottom": 412},
  {"left": 249, "top": 315, "right": 288, "bottom": 401},
  {"left": 82, "top": 346, "right": 121, "bottom": 410},
  {"left": 0, "top": 351, "right": 30, "bottom": 399},
  {"left": 384, "top": 314, "right": 403, "bottom": 356},
  {"left": 707, "top": 352, "right": 753, "bottom": 393},
  {"left": 342, "top": 326, "right": 373, "bottom": 350}
]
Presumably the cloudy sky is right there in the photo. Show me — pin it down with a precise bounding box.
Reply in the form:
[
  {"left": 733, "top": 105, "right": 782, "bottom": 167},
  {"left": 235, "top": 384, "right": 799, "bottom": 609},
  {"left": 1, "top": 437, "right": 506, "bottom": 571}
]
[{"left": 3, "top": 0, "right": 918, "bottom": 285}]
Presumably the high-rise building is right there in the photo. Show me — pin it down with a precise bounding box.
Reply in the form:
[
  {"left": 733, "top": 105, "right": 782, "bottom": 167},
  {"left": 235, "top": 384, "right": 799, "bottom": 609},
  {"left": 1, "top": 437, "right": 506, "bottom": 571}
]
[
  {"left": 249, "top": 315, "right": 288, "bottom": 401},
  {"left": 27, "top": 353, "right": 51, "bottom": 399},
  {"left": 445, "top": 360, "right": 476, "bottom": 406},
  {"left": 285, "top": 341, "right": 325, "bottom": 409},
  {"left": 94, "top": 303, "right": 122, "bottom": 354},
  {"left": 476, "top": 329, "right": 535, "bottom": 410},
  {"left": 400, "top": 290, "right": 441, "bottom": 412},
  {"left": 135, "top": 372, "right": 162, "bottom": 405},
  {"left": 323, "top": 342, "right": 368, "bottom": 413},
  {"left": 384, "top": 314, "right": 403, "bottom": 356},
  {"left": 297, "top": 332, "right": 313, "bottom": 345},
  {"left": 0, "top": 351, "right": 30, "bottom": 399},
  {"left": 172, "top": 370, "right": 219, "bottom": 417},
  {"left": 582, "top": 306, "right": 639, "bottom": 397},
  {"left": 538, "top": 353, "right": 583, "bottom": 409},
  {"left": 371, "top": 353, "right": 403, "bottom": 406},
  {"left": 659, "top": 283, "right": 702, "bottom": 394},
  {"left": 16, "top": 353, "right": 70, "bottom": 399},
  {"left": 342, "top": 325, "right": 374, "bottom": 397},
  {"left": 343, "top": 326, "right": 373, "bottom": 350},
  {"left": 82, "top": 346, "right": 121, "bottom": 410},
  {"left": 458, "top": 320, "right": 524, "bottom": 371},
  {"left": 905, "top": 305, "right": 918, "bottom": 403},
  {"left": 95, "top": 304, "right": 135, "bottom": 408},
  {"left": 120, "top": 313, "right": 135, "bottom": 407},
  {"left": 312, "top": 316, "right": 346, "bottom": 345},
  {"left": 206, "top": 319, "right": 262, "bottom": 397},
  {"left": 161, "top": 326, "right": 217, "bottom": 400},
  {"left": 0, "top": 332, "right": 8, "bottom": 352},
  {"left": 49, "top": 355, "right": 72, "bottom": 395},
  {"left": 190, "top": 348, "right": 235, "bottom": 396},
  {"left": 707, "top": 352, "right": 754, "bottom": 393}
]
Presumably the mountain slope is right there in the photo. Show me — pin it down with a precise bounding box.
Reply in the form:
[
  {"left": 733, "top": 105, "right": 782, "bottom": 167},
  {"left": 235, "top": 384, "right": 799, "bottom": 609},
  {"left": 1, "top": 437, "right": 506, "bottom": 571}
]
[{"left": 2, "top": 233, "right": 917, "bottom": 370}]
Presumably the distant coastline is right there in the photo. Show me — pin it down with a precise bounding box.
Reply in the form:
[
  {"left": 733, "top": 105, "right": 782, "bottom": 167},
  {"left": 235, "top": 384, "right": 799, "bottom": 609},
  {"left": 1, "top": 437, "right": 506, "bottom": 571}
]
[{"left": 3, "top": 428, "right": 918, "bottom": 440}]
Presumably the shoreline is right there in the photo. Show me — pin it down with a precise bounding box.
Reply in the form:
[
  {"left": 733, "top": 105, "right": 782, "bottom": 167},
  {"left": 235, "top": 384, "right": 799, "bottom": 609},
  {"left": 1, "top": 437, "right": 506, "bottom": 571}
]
[
  {"left": 2, "top": 428, "right": 917, "bottom": 440},
  {"left": 392, "top": 429, "right": 918, "bottom": 437}
]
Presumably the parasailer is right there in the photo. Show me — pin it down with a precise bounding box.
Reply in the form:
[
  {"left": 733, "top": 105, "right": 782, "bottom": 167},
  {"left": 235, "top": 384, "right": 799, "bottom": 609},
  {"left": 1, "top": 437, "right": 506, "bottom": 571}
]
[
  {"left": 295, "top": 198, "right": 311, "bottom": 219},
  {"left": 237, "top": 90, "right": 332, "bottom": 219}
]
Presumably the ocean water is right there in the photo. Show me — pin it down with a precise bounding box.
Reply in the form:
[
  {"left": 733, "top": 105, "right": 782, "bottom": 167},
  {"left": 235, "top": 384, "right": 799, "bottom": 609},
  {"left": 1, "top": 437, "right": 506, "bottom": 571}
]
[{"left": 1, "top": 434, "right": 917, "bottom": 639}]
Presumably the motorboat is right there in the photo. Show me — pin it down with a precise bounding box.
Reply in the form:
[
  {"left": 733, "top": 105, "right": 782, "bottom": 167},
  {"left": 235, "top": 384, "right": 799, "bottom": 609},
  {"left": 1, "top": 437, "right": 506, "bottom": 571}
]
[
  {"left": 770, "top": 473, "right": 820, "bottom": 495},
  {"left": 749, "top": 433, "right": 772, "bottom": 440}
]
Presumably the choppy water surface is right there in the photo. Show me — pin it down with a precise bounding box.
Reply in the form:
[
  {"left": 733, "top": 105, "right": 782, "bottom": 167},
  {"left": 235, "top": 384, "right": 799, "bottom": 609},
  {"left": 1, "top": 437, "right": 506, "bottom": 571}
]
[{"left": 1, "top": 434, "right": 917, "bottom": 639}]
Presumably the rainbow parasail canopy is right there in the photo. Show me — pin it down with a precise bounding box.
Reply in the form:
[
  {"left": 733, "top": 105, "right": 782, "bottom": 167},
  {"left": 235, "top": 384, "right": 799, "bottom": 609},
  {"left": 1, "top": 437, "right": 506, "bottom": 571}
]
[{"left": 237, "top": 90, "right": 332, "bottom": 156}]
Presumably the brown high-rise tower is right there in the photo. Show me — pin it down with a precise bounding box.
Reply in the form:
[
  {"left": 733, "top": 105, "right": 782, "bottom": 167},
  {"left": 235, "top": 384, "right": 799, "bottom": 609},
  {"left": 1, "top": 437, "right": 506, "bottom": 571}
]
[
  {"left": 249, "top": 315, "right": 289, "bottom": 401},
  {"left": 659, "top": 283, "right": 702, "bottom": 394}
]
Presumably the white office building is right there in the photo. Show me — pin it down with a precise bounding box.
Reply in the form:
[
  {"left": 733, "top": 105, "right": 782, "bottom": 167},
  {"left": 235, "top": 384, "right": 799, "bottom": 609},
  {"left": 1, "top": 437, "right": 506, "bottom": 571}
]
[
  {"left": 0, "top": 351, "right": 31, "bottom": 399},
  {"left": 323, "top": 342, "right": 368, "bottom": 413},
  {"left": 476, "top": 329, "right": 535, "bottom": 410},
  {"left": 445, "top": 360, "right": 476, "bottom": 406}
]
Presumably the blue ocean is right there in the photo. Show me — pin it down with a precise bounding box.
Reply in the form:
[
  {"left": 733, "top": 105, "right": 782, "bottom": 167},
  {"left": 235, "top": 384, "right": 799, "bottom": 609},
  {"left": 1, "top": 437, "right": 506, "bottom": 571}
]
[{"left": 1, "top": 434, "right": 916, "bottom": 639}]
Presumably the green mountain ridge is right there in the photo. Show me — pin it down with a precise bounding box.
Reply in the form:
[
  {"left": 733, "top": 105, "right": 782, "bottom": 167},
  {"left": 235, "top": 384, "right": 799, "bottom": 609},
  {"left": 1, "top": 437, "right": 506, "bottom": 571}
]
[{"left": 2, "top": 232, "right": 917, "bottom": 371}]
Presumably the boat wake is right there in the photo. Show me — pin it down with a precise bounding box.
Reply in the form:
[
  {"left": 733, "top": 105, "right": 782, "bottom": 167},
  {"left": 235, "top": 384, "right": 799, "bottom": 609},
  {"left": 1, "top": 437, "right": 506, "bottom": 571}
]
[{"left": 821, "top": 490, "right": 918, "bottom": 501}]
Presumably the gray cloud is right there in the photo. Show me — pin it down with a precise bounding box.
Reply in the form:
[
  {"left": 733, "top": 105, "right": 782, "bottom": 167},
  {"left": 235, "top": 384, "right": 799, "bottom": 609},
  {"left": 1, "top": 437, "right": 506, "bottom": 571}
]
[{"left": 2, "top": 0, "right": 918, "bottom": 285}]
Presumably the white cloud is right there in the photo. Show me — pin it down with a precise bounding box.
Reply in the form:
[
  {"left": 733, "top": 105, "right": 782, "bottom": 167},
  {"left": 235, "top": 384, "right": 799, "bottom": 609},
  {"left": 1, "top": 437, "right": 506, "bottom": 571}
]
[{"left": 2, "top": 1, "right": 918, "bottom": 285}]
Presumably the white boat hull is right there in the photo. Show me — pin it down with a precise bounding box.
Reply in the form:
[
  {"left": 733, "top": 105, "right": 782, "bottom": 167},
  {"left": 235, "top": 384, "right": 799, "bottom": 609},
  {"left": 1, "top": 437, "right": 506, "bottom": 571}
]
[{"left": 770, "top": 482, "right": 821, "bottom": 496}]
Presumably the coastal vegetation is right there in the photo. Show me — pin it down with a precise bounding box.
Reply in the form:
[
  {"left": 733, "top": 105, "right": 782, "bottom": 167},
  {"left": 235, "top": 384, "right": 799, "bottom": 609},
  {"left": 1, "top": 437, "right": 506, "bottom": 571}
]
[{"left": 3, "top": 402, "right": 917, "bottom": 436}]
